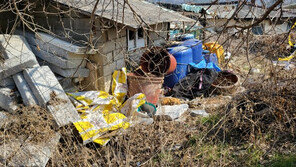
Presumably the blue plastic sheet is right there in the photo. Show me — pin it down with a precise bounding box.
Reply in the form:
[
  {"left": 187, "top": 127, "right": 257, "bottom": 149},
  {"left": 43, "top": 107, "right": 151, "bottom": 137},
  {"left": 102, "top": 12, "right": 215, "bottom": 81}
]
[{"left": 189, "top": 60, "right": 221, "bottom": 72}]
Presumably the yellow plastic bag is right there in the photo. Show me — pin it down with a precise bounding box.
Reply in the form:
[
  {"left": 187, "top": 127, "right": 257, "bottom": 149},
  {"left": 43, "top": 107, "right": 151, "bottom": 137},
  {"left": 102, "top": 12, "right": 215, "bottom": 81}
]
[
  {"left": 120, "top": 93, "right": 146, "bottom": 119},
  {"left": 112, "top": 67, "right": 127, "bottom": 104},
  {"left": 69, "top": 90, "right": 129, "bottom": 146},
  {"left": 68, "top": 68, "right": 147, "bottom": 146},
  {"left": 203, "top": 42, "right": 225, "bottom": 65}
]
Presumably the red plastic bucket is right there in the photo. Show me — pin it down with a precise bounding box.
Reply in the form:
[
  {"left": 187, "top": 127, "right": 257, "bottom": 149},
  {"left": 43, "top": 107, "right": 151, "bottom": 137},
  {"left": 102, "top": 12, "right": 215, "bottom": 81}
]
[{"left": 127, "top": 73, "right": 164, "bottom": 105}]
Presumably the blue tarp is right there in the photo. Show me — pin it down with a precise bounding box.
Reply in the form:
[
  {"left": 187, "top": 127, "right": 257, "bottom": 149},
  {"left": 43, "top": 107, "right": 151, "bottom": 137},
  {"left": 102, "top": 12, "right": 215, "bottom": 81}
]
[{"left": 189, "top": 60, "right": 221, "bottom": 72}]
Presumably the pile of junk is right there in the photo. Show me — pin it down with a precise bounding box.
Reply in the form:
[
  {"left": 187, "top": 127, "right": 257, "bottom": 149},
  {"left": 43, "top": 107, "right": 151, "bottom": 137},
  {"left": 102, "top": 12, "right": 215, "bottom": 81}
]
[
  {"left": 129, "top": 34, "right": 239, "bottom": 104},
  {"left": 69, "top": 34, "right": 241, "bottom": 147}
]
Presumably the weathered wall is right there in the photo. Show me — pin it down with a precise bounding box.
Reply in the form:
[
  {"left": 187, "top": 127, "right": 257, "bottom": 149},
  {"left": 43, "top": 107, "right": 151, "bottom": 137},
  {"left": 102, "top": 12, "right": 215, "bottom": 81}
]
[
  {"left": 30, "top": 1, "right": 169, "bottom": 92},
  {"left": 206, "top": 18, "right": 289, "bottom": 35},
  {"left": 89, "top": 25, "right": 127, "bottom": 92},
  {"left": 127, "top": 22, "right": 169, "bottom": 68},
  {"left": 148, "top": 22, "right": 169, "bottom": 46},
  {"left": 264, "top": 21, "right": 289, "bottom": 34}
]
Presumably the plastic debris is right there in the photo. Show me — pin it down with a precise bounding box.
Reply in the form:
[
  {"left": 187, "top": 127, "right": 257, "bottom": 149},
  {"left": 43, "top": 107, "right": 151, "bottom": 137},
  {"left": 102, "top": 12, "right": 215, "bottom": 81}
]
[
  {"left": 156, "top": 104, "right": 189, "bottom": 120},
  {"left": 190, "top": 110, "right": 209, "bottom": 117},
  {"left": 68, "top": 68, "right": 149, "bottom": 146},
  {"left": 69, "top": 90, "right": 130, "bottom": 146}
]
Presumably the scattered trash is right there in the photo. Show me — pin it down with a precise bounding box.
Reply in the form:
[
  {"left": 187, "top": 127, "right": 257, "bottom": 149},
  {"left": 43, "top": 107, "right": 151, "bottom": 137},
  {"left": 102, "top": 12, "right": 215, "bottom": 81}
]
[
  {"left": 190, "top": 110, "right": 209, "bottom": 117},
  {"left": 156, "top": 104, "right": 189, "bottom": 120},
  {"left": 161, "top": 97, "right": 181, "bottom": 105},
  {"left": 112, "top": 67, "right": 128, "bottom": 104},
  {"left": 211, "top": 70, "right": 240, "bottom": 95},
  {"left": 140, "top": 47, "right": 176, "bottom": 76},
  {"left": 249, "top": 68, "right": 260, "bottom": 75},
  {"left": 171, "top": 68, "right": 218, "bottom": 100},
  {"left": 203, "top": 42, "right": 225, "bottom": 65},
  {"left": 225, "top": 52, "right": 231, "bottom": 60},
  {"left": 164, "top": 46, "right": 193, "bottom": 88},
  {"left": 69, "top": 90, "right": 131, "bottom": 146},
  {"left": 138, "top": 102, "right": 157, "bottom": 117},
  {"left": 273, "top": 60, "right": 295, "bottom": 70},
  {"left": 127, "top": 73, "right": 163, "bottom": 105}
]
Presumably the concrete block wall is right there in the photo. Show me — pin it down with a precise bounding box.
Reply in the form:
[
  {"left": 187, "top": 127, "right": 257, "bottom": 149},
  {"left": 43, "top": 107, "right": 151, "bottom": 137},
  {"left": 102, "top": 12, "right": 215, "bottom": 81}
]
[
  {"left": 96, "top": 26, "right": 127, "bottom": 92},
  {"left": 30, "top": 4, "right": 171, "bottom": 93},
  {"left": 31, "top": 4, "right": 128, "bottom": 92},
  {"left": 82, "top": 26, "right": 127, "bottom": 92},
  {"left": 148, "top": 22, "right": 169, "bottom": 47}
]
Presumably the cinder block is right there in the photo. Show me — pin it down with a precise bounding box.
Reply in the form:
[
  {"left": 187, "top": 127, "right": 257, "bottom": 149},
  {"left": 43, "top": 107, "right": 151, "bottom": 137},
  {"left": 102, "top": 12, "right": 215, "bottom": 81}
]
[
  {"left": 113, "top": 49, "right": 125, "bottom": 61},
  {"left": 38, "top": 60, "right": 90, "bottom": 78},
  {"left": 91, "top": 52, "right": 113, "bottom": 66},
  {"left": 116, "top": 58, "right": 125, "bottom": 70},
  {"left": 35, "top": 32, "right": 90, "bottom": 54},
  {"left": 0, "top": 77, "right": 15, "bottom": 87},
  {"left": 23, "top": 66, "right": 79, "bottom": 127},
  {"left": 115, "top": 37, "right": 127, "bottom": 50},
  {"left": 107, "top": 28, "right": 126, "bottom": 41},
  {"left": 0, "top": 35, "right": 39, "bottom": 80},
  {"left": 98, "top": 62, "right": 116, "bottom": 77},
  {"left": 81, "top": 62, "right": 98, "bottom": 91},
  {"left": 30, "top": 45, "right": 87, "bottom": 68},
  {"left": 8, "top": 133, "right": 60, "bottom": 167},
  {"left": 0, "top": 87, "right": 18, "bottom": 112},
  {"left": 0, "top": 56, "right": 37, "bottom": 80},
  {"left": 101, "top": 40, "right": 116, "bottom": 54},
  {"left": 13, "top": 73, "right": 38, "bottom": 106},
  {"left": 98, "top": 75, "right": 112, "bottom": 93}
]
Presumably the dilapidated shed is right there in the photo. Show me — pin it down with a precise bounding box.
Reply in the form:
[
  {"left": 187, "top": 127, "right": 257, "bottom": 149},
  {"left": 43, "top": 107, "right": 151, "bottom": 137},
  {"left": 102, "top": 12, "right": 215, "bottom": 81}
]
[{"left": 24, "top": 0, "right": 194, "bottom": 92}]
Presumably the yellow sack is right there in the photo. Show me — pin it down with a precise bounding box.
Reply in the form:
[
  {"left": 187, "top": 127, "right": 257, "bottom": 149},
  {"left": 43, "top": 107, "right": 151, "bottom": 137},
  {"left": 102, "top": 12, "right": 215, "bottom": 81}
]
[
  {"left": 120, "top": 93, "right": 146, "bottom": 119},
  {"left": 69, "top": 90, "right": 129, "bottom": 146},
  {"left": 112, "top": 67, "right": 127, "bottom": 104},
  {"left": 203, "top": 42, "right": 225, "bottom": 65},
  {"left": 68, "top": 68, "right": 146, "bottom": 146}
]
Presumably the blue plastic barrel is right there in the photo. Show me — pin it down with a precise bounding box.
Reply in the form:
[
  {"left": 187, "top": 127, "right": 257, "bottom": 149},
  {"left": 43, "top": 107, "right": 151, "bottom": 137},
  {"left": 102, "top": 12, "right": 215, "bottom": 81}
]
[
  {"left": 168, "top": 46, "right": 193, "bottom": 64},
  {"left": 203, "top": 50, "right": 218, "bottom": 65},
  {"left": 164, "top": 46, "right": 193, "bottom": 88},
  {"left": 182, "top": 39, "right": 203, "bottom": 64},
  {"left": 164, "top": 65, "right": 188, "bottom": 88}
]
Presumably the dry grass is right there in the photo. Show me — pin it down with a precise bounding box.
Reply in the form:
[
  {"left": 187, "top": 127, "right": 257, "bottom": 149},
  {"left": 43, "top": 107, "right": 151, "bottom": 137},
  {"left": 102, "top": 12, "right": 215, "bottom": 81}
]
[{"left": 0, "top": 30, "right": 295, "bottom": 167}]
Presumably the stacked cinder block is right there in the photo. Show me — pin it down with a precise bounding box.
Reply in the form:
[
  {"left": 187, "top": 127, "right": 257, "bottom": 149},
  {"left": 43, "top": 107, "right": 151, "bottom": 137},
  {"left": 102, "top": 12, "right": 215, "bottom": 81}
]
[
  {"left": 84, "top": 27, "right": 126, "bottom": 92},
  {"left": 0, "top": 34, "right": 79, "bottom": 127},
  {"left": 24, "top": 31, "right": 91, "bottom": 91},
  {"left": 0, "top": 35, "right": 39, "bottom": 109}
]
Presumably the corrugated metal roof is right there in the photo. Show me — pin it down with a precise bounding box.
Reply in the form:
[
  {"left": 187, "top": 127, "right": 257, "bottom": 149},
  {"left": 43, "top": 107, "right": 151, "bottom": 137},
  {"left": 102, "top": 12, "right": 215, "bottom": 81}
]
[
  {"left": 55, "top": 0, "right": 195, "bottom": 28},
  {"left": 146, "top": 0, "right": 238, "bottom": 5},
  {"left": 203, "top": 4, "right": 296, "bottom": 19}
]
